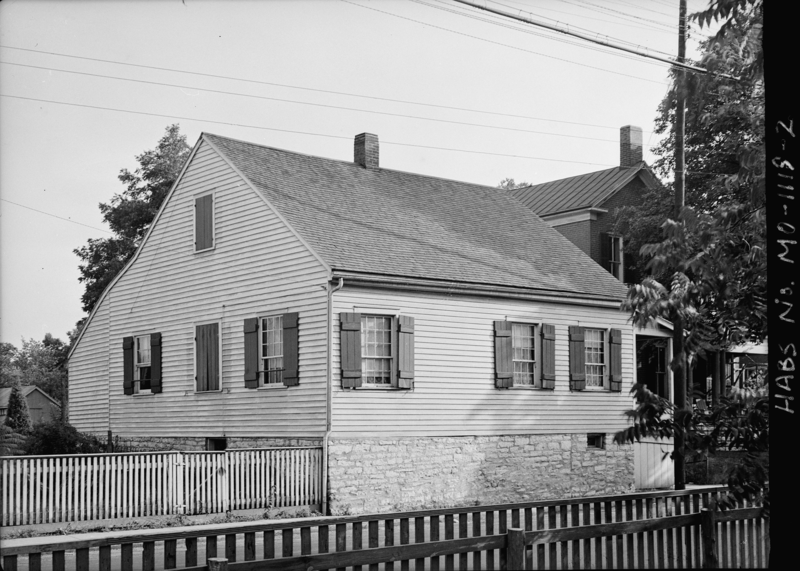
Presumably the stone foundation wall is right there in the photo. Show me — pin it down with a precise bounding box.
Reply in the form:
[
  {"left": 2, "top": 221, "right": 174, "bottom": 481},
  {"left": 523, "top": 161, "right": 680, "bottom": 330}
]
[
  {"left": 327, "top": 434, "right": 634, "bottom": 514},
  {"left": 100, "top": 435, "right": 322, "bottom": 452}
]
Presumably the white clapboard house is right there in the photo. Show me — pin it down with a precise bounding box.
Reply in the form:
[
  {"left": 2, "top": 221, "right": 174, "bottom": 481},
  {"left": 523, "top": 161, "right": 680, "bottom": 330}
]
[{"left": 68, "top": 132, "right": 639, "bottom": 514}]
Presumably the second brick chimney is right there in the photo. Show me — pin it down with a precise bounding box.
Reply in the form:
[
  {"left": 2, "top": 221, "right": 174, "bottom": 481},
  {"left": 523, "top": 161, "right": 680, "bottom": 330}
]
[
  {"left": 354, "top": 133, "right": 379, "bottom": 169},
  {"left": 620, "top": 125, "right": 643, "bottom": 167}
]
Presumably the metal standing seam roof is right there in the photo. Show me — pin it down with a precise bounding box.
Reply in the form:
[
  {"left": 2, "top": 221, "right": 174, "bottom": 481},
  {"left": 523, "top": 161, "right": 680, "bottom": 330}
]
[
  {"left": 204, "top": 133, "right": 628, "bottom": 301},
  {"left": 509, "top": 164, "right": 647, "bottom": 216}
]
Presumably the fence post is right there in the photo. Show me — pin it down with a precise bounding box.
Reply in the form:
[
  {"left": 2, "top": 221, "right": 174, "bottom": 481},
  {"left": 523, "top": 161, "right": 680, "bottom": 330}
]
[
  {"left": 207, "top": 557, "right": 229, "bottom": 571},
  {"left": 507, "top": 527, "right": 525, "bottom": 570},
  {"left": 700, "top": 508, "right": 718, "bottom": 568}
]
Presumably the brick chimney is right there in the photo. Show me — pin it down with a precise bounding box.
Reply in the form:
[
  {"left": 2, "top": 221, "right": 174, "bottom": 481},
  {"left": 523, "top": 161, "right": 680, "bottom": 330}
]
[
  {"left": 354, "top": 133, "right": 379, "bottom": 169},
  {"left": 620, "top": 125, "right": 643, "bottom": 167}
]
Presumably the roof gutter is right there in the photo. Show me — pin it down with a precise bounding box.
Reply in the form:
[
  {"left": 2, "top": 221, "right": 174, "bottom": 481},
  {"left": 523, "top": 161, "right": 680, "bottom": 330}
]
[{"left": 331, "top": 272, "right": 624, "bottom": 309}]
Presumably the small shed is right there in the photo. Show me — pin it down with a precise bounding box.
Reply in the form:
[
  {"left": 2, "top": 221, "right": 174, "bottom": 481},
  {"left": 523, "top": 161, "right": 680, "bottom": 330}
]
[{"left": 0, "top": 386, "right": 61, "bottom": 425}]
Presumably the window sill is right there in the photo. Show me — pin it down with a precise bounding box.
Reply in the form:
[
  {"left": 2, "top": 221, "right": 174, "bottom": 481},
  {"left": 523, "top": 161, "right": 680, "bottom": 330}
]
[
  {"left": 192, "top": 389, "right": 224, "bottom": 395},
  {"left": 347, "top": 386, "right": 409, "bottom": 391},
  {"left": 258, "top": 384, "right": 287, "bottom": 390},
  {"left": 132, "top": 393, "right": 155, "bottom": 397},
  {"left": 194, "top": 246, "right": 216, "bottom": 254},
  {"left": 507, "top": 386, "right": 551, "bottom": 391}
]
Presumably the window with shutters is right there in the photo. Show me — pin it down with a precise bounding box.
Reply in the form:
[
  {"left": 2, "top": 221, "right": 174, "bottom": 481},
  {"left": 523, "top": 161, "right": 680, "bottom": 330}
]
[
  {"left": 133, "top": 335, "right": 152, "bottom": 394},
  {"left": 584, "top": 329, "right": 606, "bottom": 388},
  {"left": 512, "top": 323, "right": 538, "bottom": 386},
  {"left": 361, "top": 315, "right": 394, "bottom": 386},
  {"left": 340, "top": 312, "right": 414, "bottom": 390},
  {"left": 260, "top": 315, "right": 284, "bottom": 386},
  {"left": 194, "top": 193, "right": 215, "bottom": 252},
  {"left": 195, "top": 322, "right": 221, "bottom": 392}
]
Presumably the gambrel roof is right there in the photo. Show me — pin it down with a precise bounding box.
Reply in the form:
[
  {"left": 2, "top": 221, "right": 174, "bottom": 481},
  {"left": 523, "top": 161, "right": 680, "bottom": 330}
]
[
  {"left": 508, "top": 163, "right": 656, "bottom": 216},
  {"left": 204, "top": 133, "right": 627, "bottom": 301}
]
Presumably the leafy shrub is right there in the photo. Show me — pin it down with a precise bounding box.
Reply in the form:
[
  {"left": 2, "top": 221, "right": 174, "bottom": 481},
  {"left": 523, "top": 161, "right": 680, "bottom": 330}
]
[
  {"left": 23, "top": 420, "right": 106, "bottom": 455},
  {"left": 5, "top": 380, "right": 33, "bottom": 433}
]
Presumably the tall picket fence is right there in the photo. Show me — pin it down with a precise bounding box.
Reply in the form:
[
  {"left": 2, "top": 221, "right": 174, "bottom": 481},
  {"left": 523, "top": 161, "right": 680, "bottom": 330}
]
[{"left": 0, "top": 447, "right": 322, "bottom": 526}]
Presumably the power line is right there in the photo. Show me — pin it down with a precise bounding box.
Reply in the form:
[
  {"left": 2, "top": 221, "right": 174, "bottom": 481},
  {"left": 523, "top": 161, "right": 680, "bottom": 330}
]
[
  {"left": 1, "top": 198, "right": 112, "bottom": 234},
  {"left": 416, "top": 0, "right": 675, "bottom": 66},
  {"left": 340, "top": 0, "right": 668, "bottom": 84},
  {"left": 0, "top": 93, "right": 619, "bottom": 167},
  {"left": 570, "top": 0, "right": 675, "bottom": 29},
  {"left": 556, "top": 0, "right": 675, "bottom": 31},
  {"left": 0, "top": 60, "right": 625, "bottom": 144},
  {"left": 0, "top": 44, "right": 649, "bottom": 132}
]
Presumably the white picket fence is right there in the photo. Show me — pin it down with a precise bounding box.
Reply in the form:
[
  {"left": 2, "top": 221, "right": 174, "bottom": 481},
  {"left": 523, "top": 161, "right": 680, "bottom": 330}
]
[{"left": 0, "top": 447, "right": 322, "bottom": 527}]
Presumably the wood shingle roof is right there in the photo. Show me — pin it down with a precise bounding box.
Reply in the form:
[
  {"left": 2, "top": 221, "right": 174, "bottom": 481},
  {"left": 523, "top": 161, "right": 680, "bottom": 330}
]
[{"left": 205, "top": 133, "right": 628, "bottom": 301}]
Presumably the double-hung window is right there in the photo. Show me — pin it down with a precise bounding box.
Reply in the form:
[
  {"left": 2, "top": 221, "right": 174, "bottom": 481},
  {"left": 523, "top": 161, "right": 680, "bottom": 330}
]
[
  {"left": 584, "top": 329, "right": 606, "bottom": 388},
  {"left": 134, "top": 335, "right": 152, "bottom": 393},
  {"left": 195, "top": 322, "right": 221, "bottom": 392},
  {"left": 261, "top": 315, "right": 284, "bottom": 386},
  {"left": 361, "top": 315, "right": 394, "bottom": 386},
  {"left": 339, "top": 312, "right": 414, "bottom": 390},
  {"left": 494, "top": 321, "right": 555, "bottom": 389},
  {"left": 512, "top": 323, "right": 537, "bottom": 386},
  {"left": 601, "top": 233, "right": 624, "bottom": 281}
]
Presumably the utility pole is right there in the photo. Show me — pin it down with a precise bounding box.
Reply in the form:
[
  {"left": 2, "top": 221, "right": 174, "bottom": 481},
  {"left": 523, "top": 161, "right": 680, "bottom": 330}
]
[{"left": 673, "top": 0, "right": 688, "bottom": 491}]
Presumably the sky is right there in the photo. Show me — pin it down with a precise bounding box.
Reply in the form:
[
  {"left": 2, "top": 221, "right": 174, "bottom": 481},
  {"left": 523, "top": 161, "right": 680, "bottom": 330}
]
[{"left": 0, "top": 0, "right": 717, "bottom": 345}]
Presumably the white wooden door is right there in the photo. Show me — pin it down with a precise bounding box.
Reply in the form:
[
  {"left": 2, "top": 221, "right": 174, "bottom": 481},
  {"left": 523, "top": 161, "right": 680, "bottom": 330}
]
[{"left": 634, "top": 438, "right": 674, "bottom": 489}]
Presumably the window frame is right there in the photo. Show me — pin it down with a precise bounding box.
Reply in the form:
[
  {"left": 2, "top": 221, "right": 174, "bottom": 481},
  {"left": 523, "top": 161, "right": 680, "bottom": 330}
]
[
  {"left": 607, "top": 234, "right": 624, "bottom": 281},
  {"left": 509, "top": 322, "right": 542, "bottom": 389},
  {"left": 259, "top": 314, "right": 285, "bottom": 388},
  {"left": 133, "top": 334, "right": 152, "bottom": 395},
  {"left": 194, "top": 319, "right": 223, "bottom": 394},
  {"left": 583, "top": 327, "right": 609, "bottom": 390},
  {"left": 359, "top": 313, "right": 398, "bottom": 389},
  {"left": 193, "top": 191, "right": 216, "bottom": 253}
]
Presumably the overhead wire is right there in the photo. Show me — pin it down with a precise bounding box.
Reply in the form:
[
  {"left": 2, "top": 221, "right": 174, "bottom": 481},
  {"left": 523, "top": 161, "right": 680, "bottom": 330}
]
[
  {"left": 0, "top": 44, "right": 650, "bottom": 132},
  {"left": 0, "top": 93, "right": 620, "bottom": 167},
  {"left": 0, "top": 60, "right": 626, "bottom": 144},
  {"left": 415, "top": 0, "right": 676, "bottom": 67},
  {"left": 339, "top": 0, "right": 668, "bottom": 85},
  {"left": 569, "top": 0, "right": 676, "bottom": 29},
  {"left": 1, "top": 198, "right": 113, "bottom": 234}
]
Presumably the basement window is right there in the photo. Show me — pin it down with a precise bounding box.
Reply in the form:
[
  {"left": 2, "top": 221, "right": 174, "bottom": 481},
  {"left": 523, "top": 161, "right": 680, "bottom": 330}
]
[
  {"left": 587, "top": 434, "right": 606, "bottom": 449},
  {"left": 206, "top": 438, "right": 227, "bottom": 451}
]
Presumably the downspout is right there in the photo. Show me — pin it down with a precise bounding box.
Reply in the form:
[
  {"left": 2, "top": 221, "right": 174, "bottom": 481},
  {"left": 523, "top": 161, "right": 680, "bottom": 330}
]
[{"left": 322, "top": 277, "right": 344, "bottom": 515}]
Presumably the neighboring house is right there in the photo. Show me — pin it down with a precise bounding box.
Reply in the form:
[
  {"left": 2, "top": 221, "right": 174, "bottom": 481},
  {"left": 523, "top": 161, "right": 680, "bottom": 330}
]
[
  {"left": 68, "top": 131, "right": 638, "bottom": 514},
  {"left": 509, "top": 126, "right": 658, "bottom": 284},
  {"left": 0, "top": 385, "right": 61, "bottom": 425}
]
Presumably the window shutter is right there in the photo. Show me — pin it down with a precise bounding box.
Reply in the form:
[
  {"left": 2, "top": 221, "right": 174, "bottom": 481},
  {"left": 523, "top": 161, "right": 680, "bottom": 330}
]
[
  {"left": 540, "top": 324, "right": 556, "bottom": 389},
  {"left": 196, "top": 323, "right": 220, "bottom": 391},
  {"left": 150, "top": 333, "right": 162, "bottom": 394},
  {"left": 569, "top": 326, "right": 586, "bottom": 391},
  {"left": 244, "top": 318, "right": 259, "bottom": 388},
  {"left": 195, "top": 195, "right": 213, "bottom": 251},
  {"left": 494, "top": 321, "right": 513, "bottom": 388},
  {"left": 283, "top": 312, "right": 300, "bottom": 387},
  {"left": 609, "top": 328, "right": 623, "bottom": 392},
  {"left": 340, "top": 313, "right": 362, "bottom": 388},
  {"left": 123, "top": 337, "right": 134, "bottom": 395},
  {"left": 600, "top": 232, "right": 611, "bottom": 273},
  {"left": 397, "top": 315, "right": 415, "bottom": 389}
]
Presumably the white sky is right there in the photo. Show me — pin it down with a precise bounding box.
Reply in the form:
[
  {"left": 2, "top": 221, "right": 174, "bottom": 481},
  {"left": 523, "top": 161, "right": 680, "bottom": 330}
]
[{"left": 0, "top": 0, "right": 716, "bottom": 345}]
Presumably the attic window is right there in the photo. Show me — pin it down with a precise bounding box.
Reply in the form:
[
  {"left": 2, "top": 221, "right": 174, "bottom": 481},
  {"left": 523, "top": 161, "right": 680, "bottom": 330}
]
[{"left": 195, "top": 194, "right": 215, "bottom": 251}]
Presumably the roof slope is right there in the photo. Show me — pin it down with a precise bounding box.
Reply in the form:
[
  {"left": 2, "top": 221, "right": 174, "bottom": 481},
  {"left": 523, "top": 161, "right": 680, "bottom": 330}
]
[
  {"left": 205, "top": 133, "right": 627, "bottom": 300},
  {"left": 509, "top": 164, "right": 647, "bottom": 216}
]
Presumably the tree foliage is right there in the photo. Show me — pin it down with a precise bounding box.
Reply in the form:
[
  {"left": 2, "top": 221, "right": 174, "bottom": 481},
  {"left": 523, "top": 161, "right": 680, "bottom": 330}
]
[
  {"left": 4, "top": 378, "right": 33, "bottom": 434},
  {"left": 74, "top": 124, "right": 190, "bottom": 314},
  {"left": 23, "top": 420, "right": 106, "bottom": 455},
  {"left": 497, "top": 178, "right": 530, "bottom": 190}
]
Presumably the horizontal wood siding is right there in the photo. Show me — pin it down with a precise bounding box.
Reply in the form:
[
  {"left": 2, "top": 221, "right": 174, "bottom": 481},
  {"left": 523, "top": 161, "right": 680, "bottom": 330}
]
[
  {"left": 74, "top": 140, "right": 329, "bottom": 440},
  {"left": 68, "top": 297, "right": 109, "bottom": 433},
  {"left": 332, "top": 287, "right": 635, "bottom": 437}
]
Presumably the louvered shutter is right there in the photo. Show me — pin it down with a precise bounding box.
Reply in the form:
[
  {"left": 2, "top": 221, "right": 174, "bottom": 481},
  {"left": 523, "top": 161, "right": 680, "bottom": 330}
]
[
  {"left": 123, "top": 337, "right": 134, "bottom": 395},
  {"left": 150, "top": 333, "right": 162, "bottom": 394},
  {"left": 283, "top": 312, "right": 300, "bottom": 387},
  {"left": 569, "top": 326, "right": 586, "bottom": 391},
  {"left": 340, "top": 313, "right": 362, "bottom": 388},
  {"left": 599, "top": 232, "right": 611, "bottom": 273},
  {"left": 196, "top": 323, "right": 220, "bottom": 391},
  {"left": 609, "top": 328, "right": 623, "bottom": 392},
  {"left": 397, "top": 316, "right": 415, "bottom": 389},
  {"left": 195, "top": 195, "right": 214, "bottom": 251},
  {"left": 541, "top": 324, "right": 556, "bottom": 389},
  {"left": 494, "top": 321, "right": 513, "bottom": 388},
  {"left": 244, "top": 318, "right": 259, "bottom": 388}
]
